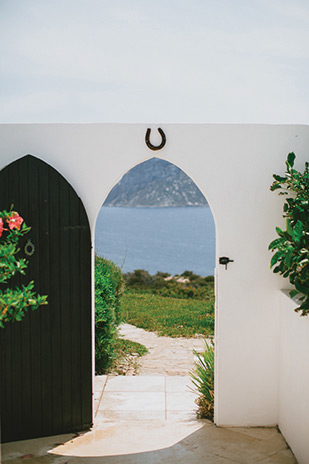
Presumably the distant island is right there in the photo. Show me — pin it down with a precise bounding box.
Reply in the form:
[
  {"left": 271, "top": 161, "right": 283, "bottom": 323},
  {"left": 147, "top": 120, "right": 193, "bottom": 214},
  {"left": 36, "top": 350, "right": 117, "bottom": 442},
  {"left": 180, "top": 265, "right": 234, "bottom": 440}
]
[{"left": 104, "top": 157, "right": 208, "bottom": 207}]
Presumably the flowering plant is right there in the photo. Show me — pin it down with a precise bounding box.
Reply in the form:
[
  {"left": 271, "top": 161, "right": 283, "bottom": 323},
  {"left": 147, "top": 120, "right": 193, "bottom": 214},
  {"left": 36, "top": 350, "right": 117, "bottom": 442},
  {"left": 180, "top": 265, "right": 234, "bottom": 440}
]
[{"left": 0, "top": 208, "right": 47, "bottom": 328}]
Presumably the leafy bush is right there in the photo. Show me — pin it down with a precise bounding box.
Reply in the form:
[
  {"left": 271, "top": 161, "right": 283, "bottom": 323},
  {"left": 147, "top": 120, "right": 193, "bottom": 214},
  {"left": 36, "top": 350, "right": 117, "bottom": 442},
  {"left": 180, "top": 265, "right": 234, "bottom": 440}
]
[
  {"left": 155, "top": 271, "right": 171, "bottom": 279},
  {"left": 189, "top": 340, "right": 215, "bottom": 420},
  {"left": 124, "top": 269, "right": 155, "bottom": 288},
  {"left": 95, "top": 255, "right": 125, "bottom": 373},
  {"left": 0, "top": 208, "right": 47, "bottom": 327},
  {"left": 269, "top": 153, "right": 309, "bottom": 315},
  {"left": 181, "top": 270, "right": 199, "bottom": 281}
]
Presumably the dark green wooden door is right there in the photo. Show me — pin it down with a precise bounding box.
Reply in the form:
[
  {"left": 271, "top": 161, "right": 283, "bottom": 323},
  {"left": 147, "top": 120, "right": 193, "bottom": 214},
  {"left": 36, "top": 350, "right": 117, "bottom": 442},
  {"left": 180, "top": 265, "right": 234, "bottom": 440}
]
[{"left": 0, "top": 155, "right": 92, "bottom": 443}]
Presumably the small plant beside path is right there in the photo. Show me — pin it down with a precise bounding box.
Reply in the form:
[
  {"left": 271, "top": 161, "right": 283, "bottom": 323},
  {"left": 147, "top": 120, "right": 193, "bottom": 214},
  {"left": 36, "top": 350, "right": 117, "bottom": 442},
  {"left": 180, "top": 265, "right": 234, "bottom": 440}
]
[{"left": 189, "top": 339, "right": 215, "bottom": 420}]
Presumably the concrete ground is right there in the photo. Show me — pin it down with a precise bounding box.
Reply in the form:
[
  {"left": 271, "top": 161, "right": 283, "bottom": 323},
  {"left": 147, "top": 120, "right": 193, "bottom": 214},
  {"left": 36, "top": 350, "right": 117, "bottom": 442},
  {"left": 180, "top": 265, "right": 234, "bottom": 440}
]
[{"left": 2, "top": 375, "right": 296, "bottom": 464}]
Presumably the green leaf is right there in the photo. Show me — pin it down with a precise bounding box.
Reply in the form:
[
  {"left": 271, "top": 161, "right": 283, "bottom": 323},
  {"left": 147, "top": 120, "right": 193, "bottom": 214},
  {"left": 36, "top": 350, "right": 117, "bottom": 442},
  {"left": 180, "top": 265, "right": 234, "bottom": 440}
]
[
  {"left": 287, "top": 152, "right": 296, "bottom": 167},
  {"left": 273, "top": 174, "right": 286, "bottom": 183},
  {"left": 292, "top": 220, "right": 304, "bottom": 243},
  {"left": 295, "top": 281, "right": 309, "bottom": 295},
  {"left": 273, "top": 266, "right": 281, "bottom": 273},
  {"left": 286, "top": 220, "right": 293, "bottom": 236},
  {"left": 270, "top": 183, "right": 282, "bottom": 191},
  {"left": 285, "top": 249, "right": 293, "bottom": 268},
  {"left": 271, "top": 251, "right": 283, "bottom": 268},
  {"left": 268, "top": 238, "right": 284, "bottom": 250},
  {"left": 289, "top": 289, "right": 299, "bottom": 298},
  {"left": 275, "top": 226, "right": 283, "bottom": 236}
]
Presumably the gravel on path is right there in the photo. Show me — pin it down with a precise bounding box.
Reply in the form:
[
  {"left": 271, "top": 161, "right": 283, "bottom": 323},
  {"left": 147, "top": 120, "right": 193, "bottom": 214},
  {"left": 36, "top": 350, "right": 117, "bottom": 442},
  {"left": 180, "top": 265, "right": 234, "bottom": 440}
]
[{"left": 118, "top": 323, "right": 208, "bottom": 376}]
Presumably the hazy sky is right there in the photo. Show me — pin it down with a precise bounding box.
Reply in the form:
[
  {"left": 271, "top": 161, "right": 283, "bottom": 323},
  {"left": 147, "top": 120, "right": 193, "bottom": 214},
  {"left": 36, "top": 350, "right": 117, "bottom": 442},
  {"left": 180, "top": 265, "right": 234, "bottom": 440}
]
[{"left": 1, "top": 0, "right": 308, "bottom": 123}]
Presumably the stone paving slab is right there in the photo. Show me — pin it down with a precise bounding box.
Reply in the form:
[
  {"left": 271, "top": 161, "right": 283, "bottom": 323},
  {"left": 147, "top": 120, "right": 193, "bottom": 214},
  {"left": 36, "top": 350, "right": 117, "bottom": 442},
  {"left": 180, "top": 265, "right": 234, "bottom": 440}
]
[
  {"left": 99, "top": 391, "right": 166, "bottom": 412},
  {"left": 104, "top": 375, "right": 165, "bottom": 392},
  {"left": 93, "top": 375, "right": 107, "bottom": 393},
  {"left": 95, "top": 409, "right": 167, "bottom": 422},
  {"left": 166, "top": 391, "right": 197, "bottom": 411},
  {"left": 166, "top": 375, "right": 194, "bottom": 392}
]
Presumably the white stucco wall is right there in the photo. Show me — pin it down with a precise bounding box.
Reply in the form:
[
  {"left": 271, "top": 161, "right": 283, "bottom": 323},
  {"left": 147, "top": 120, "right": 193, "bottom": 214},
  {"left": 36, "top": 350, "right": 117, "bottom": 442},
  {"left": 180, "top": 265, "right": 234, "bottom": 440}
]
[
  {"left": 279, "top": 291, "right": 309, "bottom": 464},
  {"left": 0, "top": 123, "right": 308, "bottom": 428}
]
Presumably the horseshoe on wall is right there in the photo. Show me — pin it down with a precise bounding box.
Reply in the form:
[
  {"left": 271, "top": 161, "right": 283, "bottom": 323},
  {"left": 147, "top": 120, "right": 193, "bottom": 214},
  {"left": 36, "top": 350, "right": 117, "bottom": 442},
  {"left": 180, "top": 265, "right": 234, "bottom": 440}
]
[{"left": 145, "top": 128, "right": 166, "bottom": 151}]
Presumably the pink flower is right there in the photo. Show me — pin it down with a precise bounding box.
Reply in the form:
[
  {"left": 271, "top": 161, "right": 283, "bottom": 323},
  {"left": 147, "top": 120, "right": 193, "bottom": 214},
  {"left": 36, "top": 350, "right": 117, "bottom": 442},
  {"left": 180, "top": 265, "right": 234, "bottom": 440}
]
[
  {"left": 7, "top": 212, "right": 23, "bottom": 231},
  {"left": 0, "top": 218, "right": 3, "bottom": 237}
]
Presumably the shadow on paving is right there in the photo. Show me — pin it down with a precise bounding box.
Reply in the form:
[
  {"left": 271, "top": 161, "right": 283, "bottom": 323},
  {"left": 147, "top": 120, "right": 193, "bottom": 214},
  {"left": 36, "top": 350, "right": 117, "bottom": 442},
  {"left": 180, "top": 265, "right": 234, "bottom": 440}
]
[{"left": 2, "top": 421, "right": 296, "bottom": 464}]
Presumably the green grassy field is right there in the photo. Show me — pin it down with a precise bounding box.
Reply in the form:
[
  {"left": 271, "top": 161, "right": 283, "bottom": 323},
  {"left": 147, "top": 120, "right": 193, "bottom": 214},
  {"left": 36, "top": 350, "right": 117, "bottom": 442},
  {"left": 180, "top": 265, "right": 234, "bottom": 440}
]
[{"left": 121, "top": 291, "right": 214, "bottom": 338}]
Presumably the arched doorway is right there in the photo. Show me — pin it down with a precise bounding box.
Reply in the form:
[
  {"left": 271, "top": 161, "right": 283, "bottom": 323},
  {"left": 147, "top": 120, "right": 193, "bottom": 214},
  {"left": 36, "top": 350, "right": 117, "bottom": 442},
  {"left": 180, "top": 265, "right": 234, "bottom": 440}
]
[
  {"left": 0, "top": 155, "right": 92, "bottom": 443},
  {"left": 94, "top": 156, "right": 216, "bottom": 425}
]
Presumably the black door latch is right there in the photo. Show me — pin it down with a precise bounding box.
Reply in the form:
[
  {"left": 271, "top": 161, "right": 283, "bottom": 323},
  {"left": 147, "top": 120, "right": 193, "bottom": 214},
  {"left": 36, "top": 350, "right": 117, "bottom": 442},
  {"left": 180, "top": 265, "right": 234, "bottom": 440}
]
[{"left": 219, "top": 256, "right": 234, "bottom": 270}]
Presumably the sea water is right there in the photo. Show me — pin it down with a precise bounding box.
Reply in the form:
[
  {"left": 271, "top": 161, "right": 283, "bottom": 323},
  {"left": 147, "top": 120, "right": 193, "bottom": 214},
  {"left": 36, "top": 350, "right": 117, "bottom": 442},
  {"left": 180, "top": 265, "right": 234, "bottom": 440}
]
[{"left": 95, "top": 206, "right": 215, "bottom": 277}]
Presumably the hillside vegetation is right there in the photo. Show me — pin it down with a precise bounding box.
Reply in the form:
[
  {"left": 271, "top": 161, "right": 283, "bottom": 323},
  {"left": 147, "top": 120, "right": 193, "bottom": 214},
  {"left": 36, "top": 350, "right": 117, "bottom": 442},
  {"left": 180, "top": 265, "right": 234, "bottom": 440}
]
[{"left": 122, "top": 270, "right": 215, "bottom": 338}]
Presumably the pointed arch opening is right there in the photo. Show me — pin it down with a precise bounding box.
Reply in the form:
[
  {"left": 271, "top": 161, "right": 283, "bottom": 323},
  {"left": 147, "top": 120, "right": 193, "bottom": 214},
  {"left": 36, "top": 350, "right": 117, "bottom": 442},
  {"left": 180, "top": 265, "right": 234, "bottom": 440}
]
[{"left": 94, "top": 156, "right": 217, "bottom": 438}]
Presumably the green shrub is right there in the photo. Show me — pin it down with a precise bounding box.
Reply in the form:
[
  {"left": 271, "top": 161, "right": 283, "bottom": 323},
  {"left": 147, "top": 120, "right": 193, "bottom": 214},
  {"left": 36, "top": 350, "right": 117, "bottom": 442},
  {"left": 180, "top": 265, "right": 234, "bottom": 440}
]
[
  {"left": 269, "top": 153, "right": 309, "bottom": 315},
  {"left": 181, "top": 270, "right": 199, "bottom": 281},
  {"left": 124, "top": 269, "right": 155, "bottom": 289},
  {"left": 95, "top": 255, "right": 125, "bottom": 373},
  {"left": 155, "top": 271, "right": 171, "bottom": 279},
  {"left": 189, "top": 340, "right": 215, "bottom": 420}
]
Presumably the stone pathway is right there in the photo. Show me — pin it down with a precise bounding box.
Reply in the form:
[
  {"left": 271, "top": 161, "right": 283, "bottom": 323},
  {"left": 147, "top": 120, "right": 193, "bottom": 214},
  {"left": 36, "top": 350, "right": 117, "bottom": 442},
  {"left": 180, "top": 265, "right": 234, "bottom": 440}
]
[{"left": 119, "top": 323, "right": 207, "bottom": 375}]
